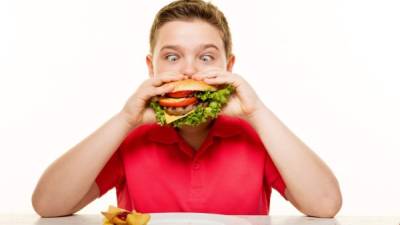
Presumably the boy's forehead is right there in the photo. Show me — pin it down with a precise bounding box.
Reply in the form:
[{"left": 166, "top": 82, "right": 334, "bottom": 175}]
[{"left": 154, "top": 20, "right": 224, "bottom": 53}]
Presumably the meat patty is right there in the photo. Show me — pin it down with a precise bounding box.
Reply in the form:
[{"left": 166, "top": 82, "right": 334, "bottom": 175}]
[{"left": 165, "top": 103, "right": 196, "bottom": 116}]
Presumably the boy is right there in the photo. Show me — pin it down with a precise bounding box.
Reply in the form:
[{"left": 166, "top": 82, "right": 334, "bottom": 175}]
[{"left": 32, "top": 0, "right": 342, "bottom": 218}]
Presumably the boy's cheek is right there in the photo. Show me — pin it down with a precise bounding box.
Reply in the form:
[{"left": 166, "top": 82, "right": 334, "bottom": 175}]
[
  {"left": 197, "top": 65, "right": 226, "bottom": 74},
  {"left": 153, "top": 62, "right": 180, "bottom": 76}
]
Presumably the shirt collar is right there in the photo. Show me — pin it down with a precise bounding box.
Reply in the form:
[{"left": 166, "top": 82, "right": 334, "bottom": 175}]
[
  {"left": 146, "top": 124, "right": 180, "bottom": 144},
  {"left": 208, "top": 115, "right": 243, "bottom": 138},
  {"left": 146, "top": 115, "right": 242, "bottom": 144}
]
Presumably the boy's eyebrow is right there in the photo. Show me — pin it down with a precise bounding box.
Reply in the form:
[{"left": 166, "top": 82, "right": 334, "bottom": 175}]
[{"left": 160, "top": 44, "right": 220, "bottom": 52}]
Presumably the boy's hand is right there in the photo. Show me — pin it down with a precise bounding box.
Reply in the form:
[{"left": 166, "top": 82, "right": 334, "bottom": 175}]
[
  {"left": 121, "top": 72, "right": 185, "bottom": 127},
  {"left": 192, "top": 68, "right": 264, "bottom": 120}
]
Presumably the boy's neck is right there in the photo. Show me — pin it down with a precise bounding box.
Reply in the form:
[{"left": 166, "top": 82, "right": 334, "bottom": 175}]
[{"left": 177, "top": 119, "right": 214, "bottom": 151}]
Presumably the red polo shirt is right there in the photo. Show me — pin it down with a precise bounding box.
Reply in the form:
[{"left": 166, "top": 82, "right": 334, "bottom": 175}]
[{"left": 95, "top": 115, "right": 287, "bottom": 215}]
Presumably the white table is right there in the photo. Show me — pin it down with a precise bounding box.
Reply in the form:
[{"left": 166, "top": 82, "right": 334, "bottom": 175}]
[{"left": 1, "top": 214, "right": 399, "bottom": 225}]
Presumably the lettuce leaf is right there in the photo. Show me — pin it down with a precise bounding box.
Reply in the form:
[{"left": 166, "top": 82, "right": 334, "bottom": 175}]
[
  {"left": 149, "top": 101, "right": 166, "bottom": 125},
  {"left": 195, "top": 85, "right": 234, "bottom": 104}
]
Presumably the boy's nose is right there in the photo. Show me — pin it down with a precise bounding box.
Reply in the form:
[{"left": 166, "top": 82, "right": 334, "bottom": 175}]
[{"left": 181, "top": 61, "right": 198, "bottom": 78}]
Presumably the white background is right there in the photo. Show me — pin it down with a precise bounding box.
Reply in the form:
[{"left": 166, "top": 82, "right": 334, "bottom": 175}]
[{"left": 1, "top": 0, "right": 399, "bottom": 216}]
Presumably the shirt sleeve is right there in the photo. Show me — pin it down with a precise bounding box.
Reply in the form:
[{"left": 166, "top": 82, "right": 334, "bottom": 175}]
[
  {"left": 95, "top": 147, "right": 125, "bottom": 197},
  {"left": 264, "top": 153, "right": 288, "bottom": 200}
]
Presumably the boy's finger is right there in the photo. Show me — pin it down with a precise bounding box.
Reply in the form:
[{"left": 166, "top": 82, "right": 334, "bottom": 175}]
[
  {"left": 157, "top": 71, "right": 180, "bottom": 77},
  {"left": 151, "top": 83, "right": 175, "bottom": 96},
  {"left": 192, "top": 70, "right": 223, "bottom": 80},
  {"left": 192, "top": 73, "right": 219, "bottom": 80},
  {"left": 152, "top": 74, "right": 184, "bottom": 86}
]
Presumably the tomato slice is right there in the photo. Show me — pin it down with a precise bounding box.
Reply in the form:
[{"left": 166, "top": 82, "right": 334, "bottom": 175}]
[
  {"left": 159, "top": 97, "right": 198, "bottom": 107},
  {"left": 167, "top": 90, "right": 195, "bottom": 98}
]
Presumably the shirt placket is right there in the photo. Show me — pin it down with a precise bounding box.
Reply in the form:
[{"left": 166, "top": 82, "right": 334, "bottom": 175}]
[
  {"left": 186, "top": 136, "right": 216, "bottom": 210},
  {"left": 189, "top": 157, "right": 203, "bottom": 209}
]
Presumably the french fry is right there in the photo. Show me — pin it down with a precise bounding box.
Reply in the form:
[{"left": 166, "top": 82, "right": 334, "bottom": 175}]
[
  {"left": 126, "top": 212, "right": 151, "bottom": 225},
  {"left": 101, "top": 205, "right": 150, "bottom": 225}
]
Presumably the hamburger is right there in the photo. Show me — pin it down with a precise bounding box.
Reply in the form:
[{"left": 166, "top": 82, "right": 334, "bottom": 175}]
[{"left": 149, "top": 79, "right": 234, "bottom": 127}]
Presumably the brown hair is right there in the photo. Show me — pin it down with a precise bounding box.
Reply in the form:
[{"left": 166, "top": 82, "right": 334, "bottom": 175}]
[{"left": 149, "top": 0, "right": 232, "bottom": 58}]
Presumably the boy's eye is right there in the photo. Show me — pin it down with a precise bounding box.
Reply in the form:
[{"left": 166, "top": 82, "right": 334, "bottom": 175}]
[
  {"left": 200, "top": 55, "right": 213, "bottom": 62},
  {"left": 166, "top": 54, "right": 179, "bottom": 62}
]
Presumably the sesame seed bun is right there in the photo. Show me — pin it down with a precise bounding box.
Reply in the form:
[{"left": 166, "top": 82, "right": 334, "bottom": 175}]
[{"left": 170, "top": 79, "right": 217, "bottom": 92}]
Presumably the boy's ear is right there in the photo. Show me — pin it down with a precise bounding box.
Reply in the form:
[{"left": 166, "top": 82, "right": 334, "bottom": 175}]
[
  {"left": 146, "top": 54, "right": 154, "bottom": 77},
  {"left": 226, "top": 54, "right": 235, "bottom": 72}
]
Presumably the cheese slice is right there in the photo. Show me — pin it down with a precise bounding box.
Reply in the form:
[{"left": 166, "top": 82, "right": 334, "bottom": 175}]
[{"left": 164, "top": 109, "right": 196, "bottom": 124}]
